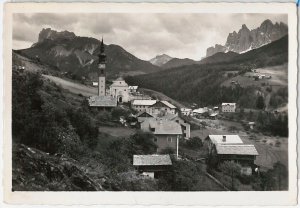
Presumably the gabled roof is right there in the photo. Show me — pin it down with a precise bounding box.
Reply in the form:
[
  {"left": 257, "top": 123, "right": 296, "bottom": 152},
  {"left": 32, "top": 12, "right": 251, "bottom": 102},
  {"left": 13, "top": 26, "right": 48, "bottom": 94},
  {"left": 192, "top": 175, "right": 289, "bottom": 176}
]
[
  {"left": 137, "top": 111, "right": 154, "bottom": 118},
  {"left": 216, "top": 144, "right": 259, "bottom": 156},
  {"left": 208, "top": 135, "right": 243, "bottom": 144},
  {"left": 152, "top": 100, "right": 176, "bottom": 109},
  {"left": 132, "top": 99, "right": 157, "bottom": 106},
  {"left": 160, "top": 101, "right": 176, "bottom": 109},
  {"left": 133, "top": 155, "right": 172, "bottom": 166},
  {"left": 88, "top": 96, "right": 117, "bottom": 107}
]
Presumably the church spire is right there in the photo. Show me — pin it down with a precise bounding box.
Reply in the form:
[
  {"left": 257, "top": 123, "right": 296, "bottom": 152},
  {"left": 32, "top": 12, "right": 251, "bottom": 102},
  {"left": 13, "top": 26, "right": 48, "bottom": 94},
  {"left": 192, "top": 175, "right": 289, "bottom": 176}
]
[{"left": 99, "top": 37, "right": 106, "bottom": 64}]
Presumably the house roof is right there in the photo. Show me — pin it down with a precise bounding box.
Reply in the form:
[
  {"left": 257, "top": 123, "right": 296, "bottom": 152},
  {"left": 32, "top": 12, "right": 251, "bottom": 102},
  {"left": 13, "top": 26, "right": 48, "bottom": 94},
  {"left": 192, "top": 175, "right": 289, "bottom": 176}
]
[
  {"left": 137, "top": 111, "right": 154, "bottom": 118},
  {"left": 222, "top": 103, "right": 236, "bottom": 106},
  {"left": 208, "top": 135, "right": 243, "bottom": 144},
  {"left": 160, "top": 101, "right": 176, "bottom": 109},
  {"left": 216, "top": 144, "right": 259, "bottom": 156},
  {"left": 153, "top": 120, "right": 182, "bottom": 135},
  {"left": 88, "top": 96, "right": 117, "bottom": 107},
  {"left": 193, "top": 108, "right": 208, "bottom": 114},
  {"left": 132, "top": 99, "right": 157, "bottom": 106},
  {"left": 133, "top": 155, "right": 172, "bottom": 166}
]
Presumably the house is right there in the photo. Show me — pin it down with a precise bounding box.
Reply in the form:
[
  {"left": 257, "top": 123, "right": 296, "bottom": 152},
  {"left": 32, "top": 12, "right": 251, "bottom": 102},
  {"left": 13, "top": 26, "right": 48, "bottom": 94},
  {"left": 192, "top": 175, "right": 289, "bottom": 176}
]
[
  {"left": 109, "top": 77, "right": 130, "bottom": 103},
  {"left": 205, "top": 135, "right": 259, "bottom": 175},
  {"left": 129, "top": 86, "right": 138, "bottom": 93},
  {"left": 158, "top": 113, "right": 191, "bottom": 139},
  {"left": 140, "top": 119, "right": 182, "bottom": 155},
  {"left": 150, "top": 101, "right": 177, "bottom": 115},
  {"left": 180, "top": 108, "right": 192, "bottom": 116},
  {"left": 136, "top": 111, "right": 155, "bottom": 123},
  {"left": 133, "top": 155, "right": 172, "bottom": 178},
  {"left": 192, "top": 107, "right": 209, "bottom": 117},
  {"left": 87, "top": 95, "right": 117, "bottom": 110},
  {"left": 209, "top": 112, "right": 219, "bottom": 120},
  {"left": 132, "top": 99, "right": 157, "bottom": 113},
  {"left": 221, "top": 103, "right": 236, "bottom": 113}
]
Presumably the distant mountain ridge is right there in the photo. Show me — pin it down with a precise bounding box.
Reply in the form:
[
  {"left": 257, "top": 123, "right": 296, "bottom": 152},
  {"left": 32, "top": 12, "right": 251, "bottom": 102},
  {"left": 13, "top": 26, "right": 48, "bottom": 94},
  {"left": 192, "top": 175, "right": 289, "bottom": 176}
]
[
  {"left": 149, "top": 54, "right": 173, "bottom": 66},
  {"left": 17, "top": 28, "right": 160, "bottom": 80},
  {"left": 206, "top": 19, "right": 288, "bottom": 57}
]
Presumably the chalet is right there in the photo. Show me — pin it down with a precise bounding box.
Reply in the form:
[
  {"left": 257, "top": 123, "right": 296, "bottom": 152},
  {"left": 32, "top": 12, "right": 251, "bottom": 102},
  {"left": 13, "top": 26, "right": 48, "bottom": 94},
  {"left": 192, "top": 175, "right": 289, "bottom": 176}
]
[
  {"left": 150, "top": 101, "right": 177, "bottom": 115},
  {"left": 87, "top": 95, "right": 117, "bottom": 110},
  {"left": 221, "top": 103, "right": 236, "bottom": 113},
  {"left": 140, "top": 119, "right": 182, "bottom": 155},
  {"left": 132, "top": 99, "right": 157, "bottom": 113},
  {"left": 162, "top": 114, "right": 191, "bottom": 139},
  {"left": 133, "top": 155, "right": 172, "bottom": 178},
  {"left": 180, "top": 108, "right": 192, "bottom": 116},
  {"left": 205, "top": 135, "right": 259, "bottom": 175},
  {"left": 136, "top": 111, "right": 155, "bottom": 123}
]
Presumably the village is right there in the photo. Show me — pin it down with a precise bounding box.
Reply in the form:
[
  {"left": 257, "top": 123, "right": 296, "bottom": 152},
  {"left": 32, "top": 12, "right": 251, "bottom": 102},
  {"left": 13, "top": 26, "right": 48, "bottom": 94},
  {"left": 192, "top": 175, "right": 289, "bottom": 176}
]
[{"left": 83, "top": 39, "right": 284, "bottom": 186}]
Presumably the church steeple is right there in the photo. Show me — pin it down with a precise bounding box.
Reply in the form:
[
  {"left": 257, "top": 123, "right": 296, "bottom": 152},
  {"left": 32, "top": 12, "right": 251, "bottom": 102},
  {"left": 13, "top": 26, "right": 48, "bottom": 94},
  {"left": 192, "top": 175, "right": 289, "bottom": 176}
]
[
  {"left": 99, "top": 37, "right": 106, "bottom": 65},
  {"left": 98, "top": 37, "right": 106, "bottom": 96}
]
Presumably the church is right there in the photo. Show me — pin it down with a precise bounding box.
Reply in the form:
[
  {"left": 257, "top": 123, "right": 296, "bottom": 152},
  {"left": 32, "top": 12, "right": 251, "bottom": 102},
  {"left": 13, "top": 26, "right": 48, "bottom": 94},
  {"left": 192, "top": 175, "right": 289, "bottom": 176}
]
[
  {"left": 109, "top": 77, "right": 130, "bottom": 103},
  {"left": 88, "top": 38, "right": 130, "bottom": 108}
]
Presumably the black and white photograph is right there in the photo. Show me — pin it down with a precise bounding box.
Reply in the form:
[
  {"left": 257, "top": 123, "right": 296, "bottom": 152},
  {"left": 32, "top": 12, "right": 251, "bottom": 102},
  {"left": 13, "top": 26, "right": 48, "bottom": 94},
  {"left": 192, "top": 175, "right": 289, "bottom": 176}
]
[{"left": 2, "top": 2, "right": 298, "bottom": 206}]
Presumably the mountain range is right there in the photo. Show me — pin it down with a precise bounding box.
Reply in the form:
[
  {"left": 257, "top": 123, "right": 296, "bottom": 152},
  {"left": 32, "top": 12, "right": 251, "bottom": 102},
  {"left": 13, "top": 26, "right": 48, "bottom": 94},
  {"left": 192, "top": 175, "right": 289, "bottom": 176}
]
[
  {"left": 16, "top": 28, "right": 160, "bottom": 80},
  {"left": 206, "top": 19, "right": 288, "bottom": 57}
]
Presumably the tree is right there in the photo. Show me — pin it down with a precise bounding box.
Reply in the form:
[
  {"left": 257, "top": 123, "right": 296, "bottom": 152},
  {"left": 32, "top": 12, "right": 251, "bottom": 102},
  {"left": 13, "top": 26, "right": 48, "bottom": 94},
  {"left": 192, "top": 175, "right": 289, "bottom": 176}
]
[
  {"left": 256, "top": 95, "right": 265, "bottom": 109},
  {"left": 219, "top": 161, "right": 241, "bottom": 190}
]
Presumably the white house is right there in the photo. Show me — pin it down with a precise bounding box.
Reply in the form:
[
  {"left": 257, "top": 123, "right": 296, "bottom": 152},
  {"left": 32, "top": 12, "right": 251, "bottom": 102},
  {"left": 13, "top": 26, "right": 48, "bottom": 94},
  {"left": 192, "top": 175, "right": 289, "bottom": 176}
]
[
  {"left": 221, "top": 103, "right": 236, "bottom": 113},
  {"left": 129, "top": 86, "right": 138, "bottom": 93},
  {"left": 109, "top": 77, "right": 130, "bottom": 103},
  {"left": 180, "top": 108, "right": 192, "bottom": 116}
]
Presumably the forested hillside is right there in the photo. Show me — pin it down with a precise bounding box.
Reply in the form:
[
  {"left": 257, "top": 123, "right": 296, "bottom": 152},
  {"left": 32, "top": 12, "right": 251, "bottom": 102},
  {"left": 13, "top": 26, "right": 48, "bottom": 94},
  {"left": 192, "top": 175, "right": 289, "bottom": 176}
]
[{"left": 126, "top": 35, "right": 288, "bottom": 107}]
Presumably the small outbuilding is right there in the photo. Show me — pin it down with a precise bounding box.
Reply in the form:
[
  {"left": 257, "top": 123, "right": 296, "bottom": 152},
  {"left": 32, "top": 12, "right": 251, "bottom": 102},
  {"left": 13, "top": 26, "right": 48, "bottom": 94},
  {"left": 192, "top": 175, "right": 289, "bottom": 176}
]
[{"left": 133, "top": 154, "right": 172, "bottom": 178}]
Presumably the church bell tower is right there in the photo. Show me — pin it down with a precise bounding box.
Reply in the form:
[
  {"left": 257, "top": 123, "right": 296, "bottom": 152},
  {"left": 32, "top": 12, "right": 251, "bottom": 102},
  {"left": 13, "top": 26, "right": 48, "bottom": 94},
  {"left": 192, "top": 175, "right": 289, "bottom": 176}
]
[{"left": 98, "top": 38, "right": 106, "bottom": 96}]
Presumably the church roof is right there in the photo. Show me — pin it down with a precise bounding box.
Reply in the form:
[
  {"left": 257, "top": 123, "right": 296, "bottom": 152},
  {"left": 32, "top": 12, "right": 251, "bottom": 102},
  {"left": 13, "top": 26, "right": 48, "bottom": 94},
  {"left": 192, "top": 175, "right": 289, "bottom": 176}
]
[
  {"left": 88, "top": 95, "right": 117, "bottom": 107},
  {"left": 115, "top": 77, "right": 124, "bottom": 81}
]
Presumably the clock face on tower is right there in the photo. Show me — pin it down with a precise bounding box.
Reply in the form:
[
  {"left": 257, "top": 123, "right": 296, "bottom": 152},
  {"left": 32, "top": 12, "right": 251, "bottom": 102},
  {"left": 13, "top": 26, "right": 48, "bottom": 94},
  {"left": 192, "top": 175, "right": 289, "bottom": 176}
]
[{"left": 99, "top": 64, "right": 105, "bottom": 69}]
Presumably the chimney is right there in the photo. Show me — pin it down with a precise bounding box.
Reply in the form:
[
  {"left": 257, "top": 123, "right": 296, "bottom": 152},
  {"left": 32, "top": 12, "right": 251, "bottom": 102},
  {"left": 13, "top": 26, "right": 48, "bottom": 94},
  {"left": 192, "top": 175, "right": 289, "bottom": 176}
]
[{"left": 222, "top": 135, "right": 226, "bottom": 142}]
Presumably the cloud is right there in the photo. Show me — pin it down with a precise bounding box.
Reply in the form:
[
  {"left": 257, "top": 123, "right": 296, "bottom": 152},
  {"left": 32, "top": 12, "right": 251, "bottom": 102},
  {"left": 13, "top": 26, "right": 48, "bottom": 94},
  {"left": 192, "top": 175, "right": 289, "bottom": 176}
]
[{"left": 12, "top": 13, "right": 288, "bottom": 60}]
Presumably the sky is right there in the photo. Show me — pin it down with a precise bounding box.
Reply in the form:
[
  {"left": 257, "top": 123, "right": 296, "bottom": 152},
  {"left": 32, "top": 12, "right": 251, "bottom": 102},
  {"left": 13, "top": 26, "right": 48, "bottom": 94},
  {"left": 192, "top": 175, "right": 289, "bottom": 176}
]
[{"left": 13, "top": 13, "right": 287, "bottom": 60}]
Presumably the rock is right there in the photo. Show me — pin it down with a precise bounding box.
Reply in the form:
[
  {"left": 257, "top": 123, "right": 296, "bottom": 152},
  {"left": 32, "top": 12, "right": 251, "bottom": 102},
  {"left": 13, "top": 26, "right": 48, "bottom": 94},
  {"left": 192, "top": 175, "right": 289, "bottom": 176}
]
[{"left": 206, "top": 19, "right": 288, "bottom": 57}]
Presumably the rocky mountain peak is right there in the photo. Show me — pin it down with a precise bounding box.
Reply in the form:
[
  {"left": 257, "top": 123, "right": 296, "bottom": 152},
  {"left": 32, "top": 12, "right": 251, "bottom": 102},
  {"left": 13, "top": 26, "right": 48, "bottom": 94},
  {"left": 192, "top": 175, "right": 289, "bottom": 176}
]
[
  {"left": 38, "top": 28, "right": 76, "bottom": 43},
  {"left": 206, "top": 19, "right": 288, "bottom": 57},
  {"left": 149, "top": 54, "right": 173, "bottom": 67}
]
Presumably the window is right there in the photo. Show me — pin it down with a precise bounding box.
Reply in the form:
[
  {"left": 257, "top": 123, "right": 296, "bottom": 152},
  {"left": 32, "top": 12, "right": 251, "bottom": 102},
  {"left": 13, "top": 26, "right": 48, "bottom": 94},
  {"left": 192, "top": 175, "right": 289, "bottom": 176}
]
[
  {"left": 124, "top": 89, "right": 126, "bottom": 91},
  {"left": 167, "top": 137, "right": 172, "bottom": 142},
  {"left": 153, "top": 138, "right": 157, "bottom": 142}
]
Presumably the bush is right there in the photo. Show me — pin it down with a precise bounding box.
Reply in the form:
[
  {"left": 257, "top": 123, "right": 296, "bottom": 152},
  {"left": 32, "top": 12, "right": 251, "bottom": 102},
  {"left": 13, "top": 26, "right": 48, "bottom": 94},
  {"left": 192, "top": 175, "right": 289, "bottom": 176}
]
[{"left": 185, "top": 137, "right": 203, "bottom": 149}]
